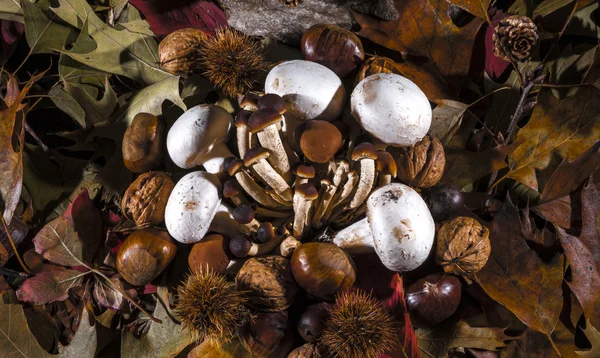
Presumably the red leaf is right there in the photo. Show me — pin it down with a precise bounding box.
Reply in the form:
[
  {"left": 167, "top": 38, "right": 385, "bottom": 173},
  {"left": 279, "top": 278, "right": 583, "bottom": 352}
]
[
  {"left": 16, "top": 268, "right": 85, "bottom": 305},
  {"left": 484, "top": 10, "right": 510, "bottom": 79},
  {"left": 128, "top": 0, "right": 228, "bottom": 36},
  {"left": 353, "top": 254, "right": 419, "bottom": 358},
  {"left": 63, "top": 189, "right": 102, "bottom": 262}
]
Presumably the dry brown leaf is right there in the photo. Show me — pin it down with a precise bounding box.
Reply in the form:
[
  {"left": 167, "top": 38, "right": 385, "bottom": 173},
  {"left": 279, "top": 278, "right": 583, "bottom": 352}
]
[
  {"left": 476, "top": 199, "right": 565, "bottom": 347},
  {"left": 557, "top": 180, "right": 600, "bottom": 331},
  {"left": 578, "top": 320, "right": 600, "bottom": 357},
  {"left": 448, "top": 0, "right": 490, "bottom": 18},
  {"left": 353, "top": 0, "right": 483, "bottom": 99}
]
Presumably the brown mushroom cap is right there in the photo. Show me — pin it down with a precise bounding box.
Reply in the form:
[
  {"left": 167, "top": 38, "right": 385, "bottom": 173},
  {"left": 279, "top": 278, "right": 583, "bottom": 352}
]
[
  {"left": 376, "top": 151, "right": 398, "bottom": 177},
  {"left": 296, "top": 183, "right": 319, "bottom": 200},
  {"left": 188, "top": 234, "right": 231, "bottom": 274},
  {"left": 226, "top": 158, "right": 245, "bottom": 176},
  {"left": 236, "top": 109, "right": 252, "bottom": 127},
  {"left": 230, "top": 234, "right": 253, "bottom": 258},
  {"left": 248, "top": 109, "right": 284, "bottom": 133},
  {"left": 256, "top": 222, "right": 276, "bottom": 244},
  {"left": 233, "top": 205, "right": 255, "bottom": 224},
  {"left": 241, "top": 92, "right": 261, "bottom": 111},
  {"left": 244, "top": 147, "right": 271, "bottom": 166},
  {"left": 351, "top": 142, "right": 378, "bottom": 161},
  {"left": 292, "top": 163, "right": 316, "bottom": 179},
  {"left": 223, "top": 179, "right": 242, "bottom": 198},
  {"left": 295, "top": 120, "right": 342, "bottom": 163},
  {"left": 257, "top": 93, "right": 286, "bottom": 114}
]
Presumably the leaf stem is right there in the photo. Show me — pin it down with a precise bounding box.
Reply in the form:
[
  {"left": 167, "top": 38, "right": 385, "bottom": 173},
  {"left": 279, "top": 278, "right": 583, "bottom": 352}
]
[
  {"left": 24, "top": 120, "right": 49, "bottom": 152},
  {"left": 0, "top": 215, "right": 31, "bottom": 274}
]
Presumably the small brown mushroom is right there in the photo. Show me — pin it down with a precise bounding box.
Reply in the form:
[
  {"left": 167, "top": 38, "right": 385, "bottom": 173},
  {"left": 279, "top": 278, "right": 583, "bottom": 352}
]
[
  {"left": 376, "top": 150, "right": 397, "bottom": 187},
  {"left": 293, "top": 183, "right": 319, "bottom": 239},
  {"left": 244, "top": 147, "right": 293, "bottom": 202},
  {"left": 226, "top": 159, "right": 283, "bottom": 208},
  {"left": 348, "top": 142, "right": 378, "bottom": 210},
  {"left": 275, "top": 236, "right": 302, "bottom": 257},
  {"left": 249, "top": 109, "right": 292, "bottom": 181},
  {"left": 232, "top": 205, "right": 261, "bottom": 232},
  {"left": 312, "top": 160, "right": 349, "bottom": 228},
  {"left": 241, "top": 92, "right": 261, "bottom": 111},
  {"left": 229, "top": 225, "right": 284, "bottom": 258},
  {"left": 292, "top": 163, "right": 316, "bottom": 187},
  {"left": 257, "top": 93, "right": 286, "bottom": 114},
  {"left": 223, "top": 179, "right": 250, "bottom": 207},
  {"left": 295, "top": 120, "right": 342, "bottom": 163}
]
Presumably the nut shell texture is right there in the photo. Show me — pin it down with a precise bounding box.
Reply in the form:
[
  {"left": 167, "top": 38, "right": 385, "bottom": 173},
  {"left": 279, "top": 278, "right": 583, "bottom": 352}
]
[
  {"left": 351, "top": 73, "right": 432, "bottom": 147},
  {"left": 165, "top": 171, "right": 222, "bottom": 244},
  {"left": 235, "top": 256, "right": 299, "bottom": 312},
  {"left": 395, "top": 135, "right": 445, "bottom": 188},
  {"left": 121, "top": 172, "right": 174, "bottom": 226},
  {"left": 435, "top": 216, "right": 491, "bottom": 275},
  {"left": 167, "top": 104, "right": 233, "bottom": 169},
  {"left": 265, "top": 60, "right": 345, "bottom": 121},
  {"left": 158, "top": 28, "right": 206, "bottom": 75},
  {"left": 367, "top": 183, "right": 435, "bottom": 272}
]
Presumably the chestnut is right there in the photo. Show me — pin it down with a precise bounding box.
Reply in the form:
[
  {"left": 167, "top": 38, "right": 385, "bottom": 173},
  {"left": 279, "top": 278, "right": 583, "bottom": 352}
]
[
  {"left": 188, "top": 234, "right": 231, "bottom": 274},
  {"left": 290, "top": 242, "right": 356, "bottom": 300},
  {"left": 406, "top": 272, "right": 461, "bottom": 326},
  {"left": 297, "top": 302, "right": 329, "bottom": 343},
  {"left": 427, "top": 184, "right": 464, "bottom": 222},
  {"left": 122, "top": 113, "right": 165, "bottom": 173},
  {"left": 240, "top": 311, "right": 294, "bottom": 358},
  {"left": 116, "top": 228, "right": 177, "bottom": 286},
  {"left": 301, "top": 24, "right": 365, "bottom": 78}
]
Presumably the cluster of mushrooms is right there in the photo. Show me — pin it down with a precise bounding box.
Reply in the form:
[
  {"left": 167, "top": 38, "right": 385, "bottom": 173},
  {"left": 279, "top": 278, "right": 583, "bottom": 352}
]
[{"left": 117, "top": 25, "right": 492, "bottom": 358}]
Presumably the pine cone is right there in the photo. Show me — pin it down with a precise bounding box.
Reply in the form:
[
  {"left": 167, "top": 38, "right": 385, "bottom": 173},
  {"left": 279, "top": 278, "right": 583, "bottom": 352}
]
[{"left": 492, "top": 15, "right": 538, "bottom": 62}]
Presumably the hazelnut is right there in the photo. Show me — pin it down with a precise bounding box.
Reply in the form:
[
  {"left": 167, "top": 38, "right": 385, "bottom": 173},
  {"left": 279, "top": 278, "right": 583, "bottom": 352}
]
[
  {"left": 394, "top": 135, "right": 446, "bottom": 188},
  {"left": 158, "top": 28, "right": 207, "bottom": 76},
  {"left": 122, "top": 113, "right": 166, "bottom": 173},
  {"left": 240, "top": 311, "right": 294, "bottom": 358},
  {"left": 435, "top": 216, "right": 491, "bottom": 276},
  {"left": 235, "top": 256, "right": 299, "bottom": 312},
  {"left": 121, "top": 172, "right": 174, "bottom": 227},
  {"left": 188, "top": 234, "right": 231, "bottom": 274},
  {"left": 116, "top": 228, "right": 177, "bottom": 286},
  {"left": 290, "top": 243, "right": 356, "bottom": 301},
  {"left": 301, "top": 24, "right": 365, "bottom": 78}
]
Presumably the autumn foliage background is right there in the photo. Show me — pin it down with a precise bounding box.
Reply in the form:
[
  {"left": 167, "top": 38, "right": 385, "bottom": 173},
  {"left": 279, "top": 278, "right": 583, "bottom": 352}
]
[{"left": 0, "top": 0, "right": 600, "bottom": 357}]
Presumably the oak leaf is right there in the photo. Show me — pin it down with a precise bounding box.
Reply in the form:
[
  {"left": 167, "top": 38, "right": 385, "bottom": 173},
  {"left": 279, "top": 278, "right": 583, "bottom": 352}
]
[
  {"left": 476, "top": 199, "right": 565, "bottom": 344},
  {"left": 578, "top": 320, "right": 600, "bottom": 357},
  {"left": 557, "top": 180, "right": 600, "bottom": 331}
]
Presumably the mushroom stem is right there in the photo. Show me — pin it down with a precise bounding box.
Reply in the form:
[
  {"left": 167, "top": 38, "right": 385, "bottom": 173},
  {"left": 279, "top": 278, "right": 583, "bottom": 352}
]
[
  {"left": 248, "top": 233, "right": 285, "bottom": 256},
  {"left": 348, "top": 158, "right": 375, "bottom": 210},
  {"left": 251, "top": 159, "right": 293, "bottom": 201},
  {"left": 324, "top": 170, "right": 358, "bottom": 223},
  {"left": 254, "top": 206, "right": 293, "bottom": 219},
  {"left": 293, "top": 184, "right": 318, "bottom": 239},
  {"left": 209, "top": 203, "right": 251, "bottom": 238},
  {"left": 232, "top": 169, "right": 284, "bottom": 209},
  {"left": 312, "top": 161, "right": 348, "bottom": 228},
  {"left": 332, "top": 218, "right": 375, "bottom": 255},
  {"left": 378, "top": 174, "right": 392, "bottom": 187},
  {"left": 199, "top": 143, "right": 235, "bottom": 174},
  {"left": 276, "top": 236, "right": 302, "bottom": 257},
  {"left": 257, "top": 125, "right": 292, "bottom": 182}
]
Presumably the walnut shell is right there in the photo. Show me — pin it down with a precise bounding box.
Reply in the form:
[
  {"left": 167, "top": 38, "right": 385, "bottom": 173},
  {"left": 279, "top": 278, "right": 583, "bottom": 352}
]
[
  {"left": 121, "top": 172, "right": 175, "bottom": 227},
  {"left": 158, "top": 28, "right": 207, "bottom": 75},
  {"left": 394, "top": 135, "right": 445, "bottom": 188},
  {"left": 435, "top": 217, "right": 491, "bottom": 276},
  {"left": 235, "top": 256, "right": 299, "bottom": 312},
  {"left": 288, "top": 343, "right": 320, "bottom": 358}
]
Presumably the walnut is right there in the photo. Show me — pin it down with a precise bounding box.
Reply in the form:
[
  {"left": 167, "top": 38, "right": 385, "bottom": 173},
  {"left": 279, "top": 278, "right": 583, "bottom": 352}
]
[
  {"left": 158, "top": 28, "right": 207, "bottom": 76},
  {"left": 121, "top": 172, "right": 175, "bottom": 227},
  {"left": 394, "top": 135, "right": 445, "bottom": 188},
  {"left": 235, "top": 256, "right": 299, "bottom": 312},
  {"left": 435, "top": 216, "right": 491, "bottom": 276},
  {"left": 288, "top": 343, "right": 321, "bottom": 358}
]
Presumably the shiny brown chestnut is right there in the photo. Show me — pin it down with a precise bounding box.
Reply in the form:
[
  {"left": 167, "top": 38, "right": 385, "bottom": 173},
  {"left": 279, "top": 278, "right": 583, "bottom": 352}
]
[
  {"left": 290, "top": 242, "right": 356, "bottom": 300},
  {"left": 297, "top": 302, "right": 330, "bottom": 342},
  {"left": 406, "top": 272, "right": 461, "bottom": 326},
  {"left": 122, "top": 113, "right": 166, "bottom": 173},
  {"left": 301, "top": 24, "right": 365, "bottom": 78},
  {"left": 188, "top": 234, "right": 231, "bottom": 274},
  {"left": 116, "top": 228, "right": 177, "bottom": 286},
  {"left": 240, "top": 311, "right": 294, "bottom": 358}
]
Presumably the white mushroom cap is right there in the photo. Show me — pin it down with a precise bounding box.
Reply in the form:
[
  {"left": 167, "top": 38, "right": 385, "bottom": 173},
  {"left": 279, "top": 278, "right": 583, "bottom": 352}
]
[
  {"left": 265, "top": 60, "right": 345, "bottom": 121},
  {"left": 367, "top": 183, "right": 435, "bottom": 272},
  {"left": 167, "top": 104, "right": 234, "bottom": 173},
  {"left": 351, "top": 73, "right": 432, "bottom": 147},
  {"left": 165, "top": 171, "right": 222, "bottom": 244}
]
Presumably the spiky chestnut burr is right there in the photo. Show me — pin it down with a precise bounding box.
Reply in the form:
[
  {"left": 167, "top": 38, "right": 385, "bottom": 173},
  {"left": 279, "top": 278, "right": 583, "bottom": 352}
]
[
  {"left": 319, "top": 290, "right": 396, "bottom": 358},
  {"left": 198, "top": 27, "right": 267, "bottom": 97},
  {"left": 175, "top": 269, "right": 251, "bottom": 342}
]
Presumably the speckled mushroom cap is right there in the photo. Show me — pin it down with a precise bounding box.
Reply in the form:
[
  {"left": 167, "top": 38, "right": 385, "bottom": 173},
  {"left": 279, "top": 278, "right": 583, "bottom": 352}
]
[
  {"left": 351, "top": 73, "right": 432, "bottom": 147},
  {"left": 367, "top": 183, "right": 435, "bottom": 272},
  {"left": 265, "top": 60, "right": 345, "bottom": 121},
  {"left": 165, "top": 171, "right": 222, "bottom": 244}
]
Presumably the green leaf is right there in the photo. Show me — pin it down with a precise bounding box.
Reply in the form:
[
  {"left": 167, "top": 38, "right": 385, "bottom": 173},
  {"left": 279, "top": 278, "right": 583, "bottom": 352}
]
[
  {"left": 64, "top": 77, "right": 118, "bottom": 127},
  {"left": 121, "top": 286, "right": 193, "bottom": 358},
  {"left": 429, "top": 100, "right": 472, "bottom": 146},
  {"left": 0, "top": 0, "right": 23, "bottom": 22},
  {"left": 50, "top": 0, "right": 172, "bottom": 85},
  {"left": 0, "top": 291, "right": 97, "bottom": 357},
  {"left": 547, "top": 44, "right": 597, "bottom": 99},
  {"left": 22, "top": 0, "right": 74, "bottom": 54},
  {"left": 120, "top": 75, "right": 185, "bottom": 125},
  {"left": 48, "top": 87, "right": 86, "bottom": 127}
]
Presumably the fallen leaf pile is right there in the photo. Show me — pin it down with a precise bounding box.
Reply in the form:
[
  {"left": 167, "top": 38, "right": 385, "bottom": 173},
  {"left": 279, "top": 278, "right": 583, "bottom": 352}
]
[{"left": 0, "top": 0, "right": 599, "bottom": 356}]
